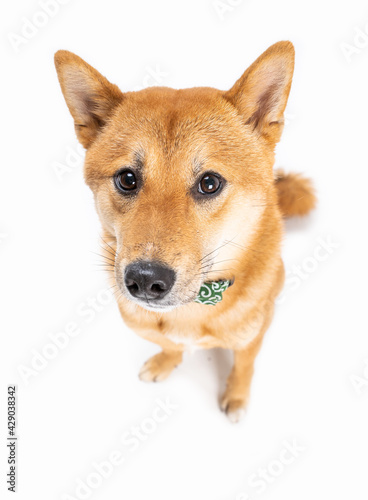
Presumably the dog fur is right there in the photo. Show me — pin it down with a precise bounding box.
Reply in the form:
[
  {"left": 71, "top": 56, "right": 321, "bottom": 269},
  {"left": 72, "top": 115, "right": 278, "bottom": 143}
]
[{"left": 55, "top": 41, "right": 315, "bottom": 422}]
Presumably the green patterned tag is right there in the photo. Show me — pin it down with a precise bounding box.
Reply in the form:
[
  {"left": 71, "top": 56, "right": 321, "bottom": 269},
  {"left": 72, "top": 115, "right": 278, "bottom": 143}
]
[{"left": 194, "top": 280, "right": 232, "bottom": 306}]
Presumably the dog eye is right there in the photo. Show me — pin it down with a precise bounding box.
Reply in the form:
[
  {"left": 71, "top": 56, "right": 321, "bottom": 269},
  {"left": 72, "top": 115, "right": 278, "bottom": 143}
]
[
  {"left": 114, "top": 169, "right": 137, "bottom": 192},
  {"left": 198, "top": 173, "right": 222, "bottom": 195}
]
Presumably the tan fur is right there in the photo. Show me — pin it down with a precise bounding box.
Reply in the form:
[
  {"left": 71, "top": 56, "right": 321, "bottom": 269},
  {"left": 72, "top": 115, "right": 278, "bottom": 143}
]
[
  {"left": 54, "top": 41, "right": 315, "bottom": 422},
  {"left": 275, "top": 169, "right": 316, "bottom": 217}
]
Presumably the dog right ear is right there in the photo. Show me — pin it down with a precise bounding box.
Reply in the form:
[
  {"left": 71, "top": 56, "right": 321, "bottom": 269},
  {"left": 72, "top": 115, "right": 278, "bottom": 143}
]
[
  {"left": 54, "top": 51, "right": 124, "bottom": 148},
  {"left": 224, "top": 41, "right": 295, "bottom": 144}
]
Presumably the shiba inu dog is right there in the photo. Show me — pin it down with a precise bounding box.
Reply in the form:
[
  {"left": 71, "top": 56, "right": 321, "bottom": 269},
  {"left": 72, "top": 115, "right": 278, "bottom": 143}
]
[{"left": 55, "top": 41, "right": 315, "bottom": 422}]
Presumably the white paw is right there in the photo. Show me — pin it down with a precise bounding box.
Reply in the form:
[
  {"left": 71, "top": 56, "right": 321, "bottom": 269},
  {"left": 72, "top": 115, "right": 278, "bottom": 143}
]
[
  {"left": 226, "top": 406, "right": 246, "bottom": 423},
  {"left": 139, "top": 362, "right": 171, "bottom": 382},
  {"left": 138, "top": 352, "right": 181, "bottom": 383},
  {"left": 220, "top": 395, "right": 247, "bottom": 423}
]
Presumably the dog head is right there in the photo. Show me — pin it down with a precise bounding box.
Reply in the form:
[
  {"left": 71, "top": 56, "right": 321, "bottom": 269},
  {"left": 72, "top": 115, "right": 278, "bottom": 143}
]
[{"left": 55, "top": 42, "right": 294, "bottom": 312}]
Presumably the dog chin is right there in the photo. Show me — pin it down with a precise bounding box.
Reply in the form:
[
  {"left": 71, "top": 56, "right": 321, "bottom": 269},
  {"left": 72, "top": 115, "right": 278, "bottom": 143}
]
[
  {"left": 132, "top": 291, "right": 200, "bottom": 312},
  {"left": 129, "top": 299, "right": 182, "bottom": 312},
  {"left": 135, "top": 302, "right": 178, "bottom": 313}
]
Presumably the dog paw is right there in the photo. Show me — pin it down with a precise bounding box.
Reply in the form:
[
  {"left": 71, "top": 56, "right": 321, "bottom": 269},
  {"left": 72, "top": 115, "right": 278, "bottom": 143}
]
[
  {"left": 139, "top": 351, "right": 182, "bottom": 383},
  {"left": 220, "top": 395, "right": 247, "bottom": 423}
]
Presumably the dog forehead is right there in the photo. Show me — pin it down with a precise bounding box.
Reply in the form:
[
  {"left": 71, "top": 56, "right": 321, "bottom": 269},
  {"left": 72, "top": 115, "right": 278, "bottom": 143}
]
[
  {"left": 117, "top": 87, "right": 237, "bottom": 139},
  {"left": 110, "top": 87, "right": 243, "bottom": 164},
  {"left": 125, "top": 85, "right": 224, "bottom": 111}
]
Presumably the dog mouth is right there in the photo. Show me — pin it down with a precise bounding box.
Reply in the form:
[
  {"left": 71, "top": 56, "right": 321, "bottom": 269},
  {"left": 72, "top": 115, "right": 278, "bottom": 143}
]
[
  {"left": 115, "top": 259, "right": 201, "bottom": 311},
  {"left": 122, "top": 276, "right": 235, "bottom": 312},
  {"left": 131, "top": 301, "right": 178, "bottom": 312},
  {"left": 114, "top": 255, "right": 235, "bottom": 312},
  {"left": 123, "top": 287, "right": 198, "bottom": 312}
]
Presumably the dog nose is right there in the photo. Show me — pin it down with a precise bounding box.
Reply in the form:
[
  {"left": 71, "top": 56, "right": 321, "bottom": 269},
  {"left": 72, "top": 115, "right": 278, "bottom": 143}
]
[{"left": 124, "top": 261, "right": 176, "bottom": 300}]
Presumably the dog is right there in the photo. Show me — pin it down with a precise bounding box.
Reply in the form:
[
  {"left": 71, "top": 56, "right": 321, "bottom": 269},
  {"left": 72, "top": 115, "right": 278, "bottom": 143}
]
[{"left": 54, "top": 41, "right": 315, "bottom": 422}]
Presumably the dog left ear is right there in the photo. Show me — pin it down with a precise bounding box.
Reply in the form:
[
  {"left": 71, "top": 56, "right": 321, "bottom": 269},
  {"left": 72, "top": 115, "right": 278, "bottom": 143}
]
[
  {"left": 54, "top": 50, "right": 124, "bottom": 148},
  {"left": 224, "top": 41, "right": 295, "bottom": 144}
]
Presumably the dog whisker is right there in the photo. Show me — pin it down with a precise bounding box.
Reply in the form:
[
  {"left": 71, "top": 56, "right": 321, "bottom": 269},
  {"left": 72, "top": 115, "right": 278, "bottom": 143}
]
[
  {"left": 100, "top": 236, "right": 117, "bottom": 253},
  {"left": 192, "top": 267, "right": 235, "bottom": 278},
  {"left": 199, "top": 258, "right": 239, "bottom": 271},
  {"left": 98, "top": 243, "right": 116, "bottom": 259},
  {"left": 90, "top": 250, "right": 116, "bottom": 263},
  {"left": 199, "top": 233, "right": 244, "bottom": 264}
]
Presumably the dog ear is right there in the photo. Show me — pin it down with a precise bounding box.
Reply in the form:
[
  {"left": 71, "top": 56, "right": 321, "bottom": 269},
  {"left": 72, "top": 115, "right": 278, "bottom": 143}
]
[
  {"left": 224, "top": 41, "right": 295, "bottom": 143},
  {"left": 54, "top": 51, "right": 124, "bottom": 148}
]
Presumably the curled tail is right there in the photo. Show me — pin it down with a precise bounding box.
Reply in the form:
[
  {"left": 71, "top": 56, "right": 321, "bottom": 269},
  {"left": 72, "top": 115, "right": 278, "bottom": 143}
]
[{"left": 275, "top": 169, "right": 316, "bottom": 217}]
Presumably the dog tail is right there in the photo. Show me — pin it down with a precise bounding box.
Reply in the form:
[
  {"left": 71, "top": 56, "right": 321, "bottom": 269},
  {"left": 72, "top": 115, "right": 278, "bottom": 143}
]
[{"left": 275, "top": 169, "right": 316, "bottom": 217}]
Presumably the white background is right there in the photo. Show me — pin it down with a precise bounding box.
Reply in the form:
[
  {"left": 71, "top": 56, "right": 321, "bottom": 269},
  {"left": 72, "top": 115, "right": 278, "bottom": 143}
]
[{"left": 1, "top": 0, "right": 368, "bottom": 499}]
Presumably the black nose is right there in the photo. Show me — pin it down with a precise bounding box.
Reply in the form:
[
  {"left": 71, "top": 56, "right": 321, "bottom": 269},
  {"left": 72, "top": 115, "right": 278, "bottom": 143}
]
[{"left": 124, "top": 261, "right": 176, "bottom": 301}]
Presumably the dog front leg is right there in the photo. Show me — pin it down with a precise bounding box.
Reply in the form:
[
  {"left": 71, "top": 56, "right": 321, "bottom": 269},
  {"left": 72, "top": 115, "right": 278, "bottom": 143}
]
[
  {"left": 220, "top": 333, "right": 265, "bottom": 422},
  {"left": 220, "top": 289, "right": 279, "bottom": 422},
  {"left": 139, "top": 349, "right": 183, "bottom": 382}
]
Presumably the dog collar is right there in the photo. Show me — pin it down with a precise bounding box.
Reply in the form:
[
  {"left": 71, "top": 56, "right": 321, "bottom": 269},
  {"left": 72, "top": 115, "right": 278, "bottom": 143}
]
[{"left": 194, "top": 278, "right": 234, "bottom": 306}]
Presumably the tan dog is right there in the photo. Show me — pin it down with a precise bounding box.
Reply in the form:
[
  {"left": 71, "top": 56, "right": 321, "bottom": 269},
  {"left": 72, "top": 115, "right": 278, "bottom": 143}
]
[{"left": 55, "top": 42, "right": 315, "bottom": 422}]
